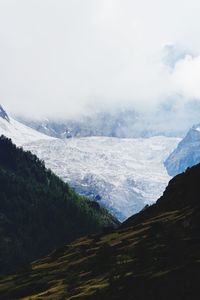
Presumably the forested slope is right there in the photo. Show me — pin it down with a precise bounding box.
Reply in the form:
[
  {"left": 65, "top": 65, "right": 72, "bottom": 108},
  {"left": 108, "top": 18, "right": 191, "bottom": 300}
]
[{"left": 0, "top": 136, "right": 118, "bottom": 274}]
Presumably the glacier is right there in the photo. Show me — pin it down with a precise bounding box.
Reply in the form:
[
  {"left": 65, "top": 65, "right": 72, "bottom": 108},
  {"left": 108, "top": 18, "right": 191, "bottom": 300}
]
[
  {"left": 23, "top": 136, "right": 180, "bottom": 221},
  {"left": 0, "top": 107, "right": 180, "bottom": 221}
]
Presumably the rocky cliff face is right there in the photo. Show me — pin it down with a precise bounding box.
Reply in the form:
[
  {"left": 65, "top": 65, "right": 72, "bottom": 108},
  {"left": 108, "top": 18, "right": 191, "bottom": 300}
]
[
  {"left": 164, "top": 125, "right": 200, "bottom": 176},
  {"left": 0, "top": 105, "right": 9, "bottom": 122}
]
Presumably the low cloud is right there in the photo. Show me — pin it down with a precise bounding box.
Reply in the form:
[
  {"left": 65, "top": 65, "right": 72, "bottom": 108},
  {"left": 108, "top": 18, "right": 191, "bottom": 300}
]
[
  {"left": 171, "top": 55, "right": 200, "bottom": 100},
  {"left": 0, "top": 0, "right": 200, "bottom": 121}
]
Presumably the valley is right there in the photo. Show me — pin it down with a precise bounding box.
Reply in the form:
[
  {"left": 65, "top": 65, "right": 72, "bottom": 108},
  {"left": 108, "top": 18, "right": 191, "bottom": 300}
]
[
  {"left": 23, "top": 136, "right": 180, "bottom": 220},
  {"left": 0, "top": 106, "right": 180, "bottom": 220},
  {"left": 1, "top": 159, "right": 200, "bottom": 299},
  {"left": 1, "top": 2, "right": 200, "bottom": 298}
]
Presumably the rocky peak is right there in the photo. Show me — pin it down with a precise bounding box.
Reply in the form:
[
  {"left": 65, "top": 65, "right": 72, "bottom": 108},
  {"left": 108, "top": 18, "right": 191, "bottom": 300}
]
[{"left": 0, "top": 105, "right": 10, "bottom": 122}]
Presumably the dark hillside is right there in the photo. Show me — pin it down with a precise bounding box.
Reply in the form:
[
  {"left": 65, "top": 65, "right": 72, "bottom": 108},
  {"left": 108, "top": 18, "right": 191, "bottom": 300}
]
[
  {"left": 0, "top": 142, "right": 200, "bottom": 299},
  {"left": 123, "top": 164, "right": 200, "bottom": 228},
  {"left": 0, "top": 135, "right": 118, "bottom": 274}
]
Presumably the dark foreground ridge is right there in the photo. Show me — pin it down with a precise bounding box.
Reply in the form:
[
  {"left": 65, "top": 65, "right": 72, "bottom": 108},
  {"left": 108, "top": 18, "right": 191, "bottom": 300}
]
[
  {"left": 0, "top": 142, "right": 200, "bottom": 299},
  {"left": 0, "top": 136, "right": 119, "bottom": 275}
]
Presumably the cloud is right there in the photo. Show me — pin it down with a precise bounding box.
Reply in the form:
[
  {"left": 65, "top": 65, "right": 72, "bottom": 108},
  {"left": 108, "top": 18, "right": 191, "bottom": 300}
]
[
  {"left": 0, "top": 0, "right": 200, "bottom": 119},
  {"left": 171, "top": 55, "right": 200, "bottom": 99}
]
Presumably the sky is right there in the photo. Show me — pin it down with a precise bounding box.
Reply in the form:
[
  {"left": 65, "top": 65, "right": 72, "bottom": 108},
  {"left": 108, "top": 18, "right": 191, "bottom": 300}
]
[{"left": 1, "top": 0, "right": 200, "bottom": 119}]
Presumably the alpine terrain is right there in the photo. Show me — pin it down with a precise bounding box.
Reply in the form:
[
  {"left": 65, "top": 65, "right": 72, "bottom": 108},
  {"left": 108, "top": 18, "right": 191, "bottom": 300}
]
[
  {"left": 1, "top": 160, "right": 200, "bottom": 299},
  {"left": 0, "top": 106, "right": 180, "bottom": 220},
  {"left": 165, "top": 123, "right": 200, "bottom": 176},
  {"left": 23, "top": 136, "right": 180, "bottom": 220},
  {"left": 0, "top": 106, "right": 52, "bottom": 146},
  {"left": 0, "top": 136, "right": 118, "bottom": 274},
  {"left": 18, "top": 107, "right": 191, "bottom": 139}
]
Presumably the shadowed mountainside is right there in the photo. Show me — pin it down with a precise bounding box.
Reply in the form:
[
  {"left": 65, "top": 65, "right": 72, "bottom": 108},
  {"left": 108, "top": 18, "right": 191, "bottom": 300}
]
[
  {"left": 0, "top": 161, "right": 200, "bottom": 299},
  {"left": 0, "top": 136, "right": 119, "bottom": 275}
]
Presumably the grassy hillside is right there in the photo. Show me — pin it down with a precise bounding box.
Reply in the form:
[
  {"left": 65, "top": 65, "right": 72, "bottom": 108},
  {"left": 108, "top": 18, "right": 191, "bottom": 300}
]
[
  {"left": 0, "top": 135, "right": 119, "bottom": 274},
  {"left": 0, "top": 161, "right": 200, "bottom": 299}
]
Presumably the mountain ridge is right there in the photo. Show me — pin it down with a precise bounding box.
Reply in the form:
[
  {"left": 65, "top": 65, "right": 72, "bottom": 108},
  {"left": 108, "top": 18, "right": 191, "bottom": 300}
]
[
  {"left": 165, "top": 124, "right": 200, "bottom": 176},
  {"left": 0, "top": 136, "right": 119, "bottom": 274},
  {"left": 0, "top": 160, "right": 199, "bottom": 299},
  {"left": 0, "top": 106, "right": 180, "bottom": 221},
  {"left": 23, "top": 136, "right": 180, "bottom": 220},
  {"left": 0, "top": 105, "right": 53, "bottom": 146},
  {"left": 0, "top": 105, "right": 9, "bottom": 122}
]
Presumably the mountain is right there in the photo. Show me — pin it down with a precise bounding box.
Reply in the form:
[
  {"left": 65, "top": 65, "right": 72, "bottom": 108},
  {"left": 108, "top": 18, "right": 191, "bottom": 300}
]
[
  {"left": 0, "top": 106, "right": 52, "bottom": 146},
  {"left": 17, "top": 110, "right": 140, "bottom": 139},
  {"left": 165, "top": 124, "right": 200, "bottom": 176},
  {"left": 0, "top": 136, "right": 118, "bottom": 274},
  {"left": 1, "top": 159, "right": 200, "bottom": 299},
  {"left": 22, "top": 136, "right": 180, "bottom": 220},
  {"left": 17, "top": 99, "right": 200, "bottom": 139},
  {"left": 0, "top": 105, "right": 10, "bottom": 122},
  {"left": 0, "top": 106, "right": 180, "bottom": 220},
  {"left": 17, "top": 108, "right": 186, "bottom": 139}
]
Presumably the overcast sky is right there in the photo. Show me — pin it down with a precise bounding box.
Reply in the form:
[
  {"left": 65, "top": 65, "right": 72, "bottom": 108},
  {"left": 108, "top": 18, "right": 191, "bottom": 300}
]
[{"left": 1, "top": 0, "right": 200, "bottom": 119}]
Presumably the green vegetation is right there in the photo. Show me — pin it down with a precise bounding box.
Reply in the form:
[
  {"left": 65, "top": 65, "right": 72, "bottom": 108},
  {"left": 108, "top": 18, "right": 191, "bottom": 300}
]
[
  {"left": 0, "top": 206, "right": 199, "bottom": 300},
  {"left": 0, "top": 136, "right": 200, "bottom": 299},
  {"left": 0, "top": 136, "right": 118, "bottom": 274}
]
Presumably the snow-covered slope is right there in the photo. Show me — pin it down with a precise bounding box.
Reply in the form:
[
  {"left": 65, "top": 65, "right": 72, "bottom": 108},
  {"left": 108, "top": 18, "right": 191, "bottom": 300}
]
[
  {"left": 23, "top": 136, "right": 180, "bottom": 220},
  {"left": 18, "top": 108, "right": 187, "bottom": 139},
  {"left": 0, "top": 106, "right": 180, "bottom": 220},
  {"left": 0, "top": 107, "right": 52, "bottom": 146},
  {"left": 165, "top": 124, "right": 200, "bottom": 176},
  {"left": 18, "top": 110, "right": 139, "bottom": 139}
]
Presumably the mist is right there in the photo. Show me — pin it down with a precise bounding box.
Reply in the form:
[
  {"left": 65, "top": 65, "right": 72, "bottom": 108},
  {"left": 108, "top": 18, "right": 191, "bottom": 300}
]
[{"left": 1, "top": 0, "right": 200, "bottom": 121}]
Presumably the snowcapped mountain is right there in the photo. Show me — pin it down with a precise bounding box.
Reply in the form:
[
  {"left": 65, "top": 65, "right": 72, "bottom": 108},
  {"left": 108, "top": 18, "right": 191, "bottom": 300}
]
[
  {"left": 23, "top": 136, "right": 180, "bottom": 220},
  {"left": 0, "top": 105, "right": 10, "bottom": 122},
  {"left": 0, "top": 105, "right": 180, "bottom": 220},
  {"left": 17, "top": 110, "right": 139, "bottom": 139},
  {"left": 17, "top": 99, "right": 200, "bottom": 139},
  {"left": 17, "top": 108, "right": 187, "bottom": 139},
  {"left": 0, "top": 106, "right": 52, "bottom": 146},
  {"left": 165, "top": 124, "right": 200, "bottom": 176}
]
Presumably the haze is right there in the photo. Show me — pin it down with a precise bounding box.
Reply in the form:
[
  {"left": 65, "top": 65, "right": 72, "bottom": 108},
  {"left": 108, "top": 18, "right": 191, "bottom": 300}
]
[{"left": 1, "top": 0, "right": 200, "bottom": 120}]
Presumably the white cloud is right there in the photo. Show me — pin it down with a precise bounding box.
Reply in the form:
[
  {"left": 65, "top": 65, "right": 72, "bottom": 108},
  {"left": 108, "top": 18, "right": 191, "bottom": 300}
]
[
  {"left": 0, "top": 0, "right": 200, "bottom": 119},
  {"left": 171, "top": 55, "right": 200, "bottom": 99}
]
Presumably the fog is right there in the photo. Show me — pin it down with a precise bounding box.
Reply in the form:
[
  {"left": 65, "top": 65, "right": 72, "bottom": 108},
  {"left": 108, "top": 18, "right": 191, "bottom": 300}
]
[{"left": 1, "top": 0, "right": 200, "bottom": 121}]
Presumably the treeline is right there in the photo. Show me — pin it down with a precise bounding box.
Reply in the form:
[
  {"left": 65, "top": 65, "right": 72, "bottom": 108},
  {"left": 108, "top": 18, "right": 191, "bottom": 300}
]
[{"left": 0, "top": 135, "right": 117, "bottom": 274}]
